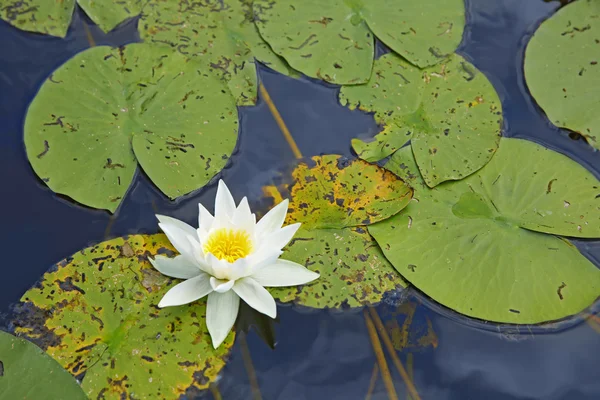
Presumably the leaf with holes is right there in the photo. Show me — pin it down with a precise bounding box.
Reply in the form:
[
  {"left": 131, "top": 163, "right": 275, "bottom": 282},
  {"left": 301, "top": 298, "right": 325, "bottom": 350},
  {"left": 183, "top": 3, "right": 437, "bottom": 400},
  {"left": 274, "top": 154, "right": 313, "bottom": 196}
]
[
  {"left": 0, "top": 0, "right": 143, "bottom": 37},
  {"left": 524, "top": 0, "right": 600, "bottom": 150},
  {"left": 25, "top": 43, "right": 238, "bottom": 212},
  {"left": 139, "top": 0, "right": 297, "bottom": 106},
  {"left": 12, "top": 234, "right": 234, "bottom": 399},
  {"left": 341, "top": 53, "right": 502, "bottom": 187},
  {"left": 252, "top": 0, "right": 465, "bottom": 84},
  {"left": 369, "top": 138, "right": 600, "bottom": 324},
  {"left": 261, "top": 155, "right": 412, "bottom": 308},
  {"left": 0, "top": 330, "right": 87, "bottom": 400}
]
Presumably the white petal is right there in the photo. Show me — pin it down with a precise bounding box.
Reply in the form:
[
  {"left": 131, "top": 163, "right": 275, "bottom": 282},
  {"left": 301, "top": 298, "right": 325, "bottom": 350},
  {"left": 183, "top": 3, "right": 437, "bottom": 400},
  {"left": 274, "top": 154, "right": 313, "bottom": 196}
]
[
  {"left": 185, "top": 235, "right": 214, "bottom": 276},
  {"left": 157, "top": 273, "right": 212, "bottom": 308},
  {"left": 156, "top": 215, "right": 197, "bottom": 237},
  {"left": 255, "top": 199, "right": 289, "bottom": 239},
  {"left": 243, "top": 247, "right": 283, "bottom": 275},
  {"left": 233, "top": 277, "right": 277, "bottom": 318},
  {"left": 215, "top": 180, "right": 236, "bottom": 220},
  {"left": 149, "top": 255, "right": 201, "bottom": 279},
  {"left": 262, "top": 223, "right": 301, "bottom": 250},
  {"left": 210, "top": 277, "right": 235, "bottom": 293},
  {"left": 251, "top": 259, "right": 320, "bottom": 287},
  {"left": 158, "top": 216, "right": 198, "bottom": 262},
  {"left": 207, "top": 291, "right": 240, "bottom": 348},
  {"left": 205, "top": 253, "right": 232, "bottom": 280},
  {"left": 232, "top": 197, "right": 255, "bottom": 231},
  {"left": 198, "top": 203, "right": 214, "bottom": 232}
]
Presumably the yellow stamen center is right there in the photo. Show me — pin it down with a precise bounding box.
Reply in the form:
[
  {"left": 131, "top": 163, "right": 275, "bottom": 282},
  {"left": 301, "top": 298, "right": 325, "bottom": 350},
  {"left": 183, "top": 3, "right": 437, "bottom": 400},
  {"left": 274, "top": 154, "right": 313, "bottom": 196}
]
[{"left": 203, "top": 228, "right": 253, "bottom": 263}]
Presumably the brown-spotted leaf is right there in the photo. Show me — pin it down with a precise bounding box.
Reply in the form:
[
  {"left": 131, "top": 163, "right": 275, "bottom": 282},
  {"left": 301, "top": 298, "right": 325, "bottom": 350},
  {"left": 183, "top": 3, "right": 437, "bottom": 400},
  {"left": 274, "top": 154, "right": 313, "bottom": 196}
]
[
  {"left": 279, "top": 155, "right": 413, "bottom": 229},
  {"left": 12, "top": 234, "right": 233, "bottom": 399},
  {"left": 260, "top": 155, "right": 412, "bottom": 309}
]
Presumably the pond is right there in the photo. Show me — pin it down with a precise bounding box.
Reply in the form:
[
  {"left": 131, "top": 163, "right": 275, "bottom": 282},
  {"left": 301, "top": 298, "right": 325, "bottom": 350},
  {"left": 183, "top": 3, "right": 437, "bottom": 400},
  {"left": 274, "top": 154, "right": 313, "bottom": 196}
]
[{"left": 0, "top": 0, "right": 599, "bottom": 399}]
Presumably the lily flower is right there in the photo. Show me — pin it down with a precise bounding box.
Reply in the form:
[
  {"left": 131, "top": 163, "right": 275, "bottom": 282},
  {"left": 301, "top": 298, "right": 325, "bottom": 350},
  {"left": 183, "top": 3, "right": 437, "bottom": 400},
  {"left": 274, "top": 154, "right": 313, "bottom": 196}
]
[{"left": 150, "top": 180, "right": 320, "bottom": 348}]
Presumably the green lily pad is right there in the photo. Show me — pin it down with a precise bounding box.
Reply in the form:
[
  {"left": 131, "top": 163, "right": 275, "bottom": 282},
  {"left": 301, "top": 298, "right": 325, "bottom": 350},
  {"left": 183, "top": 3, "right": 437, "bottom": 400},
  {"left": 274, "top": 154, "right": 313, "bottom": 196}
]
[
  {"left": 262, "top": 155, "right": 412, "bottom": 308},
  {"left": 358, "top": 0, "right": 465, "bottom": 68},
  {"left": 0, "top": 330, "right": 87, "bottom": 400},
  {"left": 139, "top": 0, "right": 297, "bottom": 106},
  {"left": 252, "top": 0, "right": 464, "bottom": 84},
  {"left": 0, "top": 0, "right": 143, "bottom": 38},
  {"left": 524, "top": 0, "right": 600, "bottom": 150},
  {"left": 12, "top": 234, "right": 234, "bottom": 399},
  {"left": 253, "top": 0, "right": 374, "bottom": 85},
  {"left": 25, "top": 43, "right": 238, "bottom": 212},
  {"left": 341, "top": 53, "right": 502, "bottom": 187},
  {"left": 368, "top": 138, "right": 600, "bottom": 324}
]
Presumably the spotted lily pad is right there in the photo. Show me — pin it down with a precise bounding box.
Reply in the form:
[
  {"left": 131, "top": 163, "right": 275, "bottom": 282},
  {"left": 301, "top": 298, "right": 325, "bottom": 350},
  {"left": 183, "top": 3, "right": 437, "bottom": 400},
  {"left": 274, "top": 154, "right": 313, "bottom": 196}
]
[
  {"left": 12, "top": 234, "right": 234, "bottom": 399},
  {"left": 0, "top": 0, "right": 143, "bottom": 37},
  {"left": 24, "top": 43, "right": 238, "bottom": 212},
  {"left": 0, "top": 330, "right": 87, "bottom": 400},
  {"left": 524, "top": 0, "right": 600, "bottom": 150},
  {"left": 139, "top": 0, "right": 297, "bottom": 106},
  {"left": 341, "top": 53, "right": 502, "bottom": 187},
  {"left": 368, "top": 138, "right": 600, "bottom": 324},
  {"left": 252, "top": 0, "right": 464, "bottom": 84},
  {"left": 261, "top": 155, "right": 412, "bottom": 308}
]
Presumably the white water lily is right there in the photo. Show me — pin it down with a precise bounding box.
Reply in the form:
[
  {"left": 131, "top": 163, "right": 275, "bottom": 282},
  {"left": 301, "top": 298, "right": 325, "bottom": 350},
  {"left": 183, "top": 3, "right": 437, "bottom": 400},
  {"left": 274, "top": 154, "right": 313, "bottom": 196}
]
[{"left": 150, "top": 180, "right": 319, "bottom": 348}]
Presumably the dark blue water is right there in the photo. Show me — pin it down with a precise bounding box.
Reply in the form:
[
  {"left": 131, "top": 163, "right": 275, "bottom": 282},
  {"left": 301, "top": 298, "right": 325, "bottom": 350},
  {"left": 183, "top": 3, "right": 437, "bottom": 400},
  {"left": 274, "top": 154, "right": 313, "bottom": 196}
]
[{"left": 1, "top": 1, "right": 599, "bottom": 399}]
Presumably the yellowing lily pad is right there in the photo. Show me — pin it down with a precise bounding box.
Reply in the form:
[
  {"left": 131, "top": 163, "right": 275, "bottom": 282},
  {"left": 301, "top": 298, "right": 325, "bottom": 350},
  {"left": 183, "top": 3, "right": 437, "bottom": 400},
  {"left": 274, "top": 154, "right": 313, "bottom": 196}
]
[
  {"left": 0, "top": 0, "right": 143, "bottom": 37},
  {"left": 341, "top": 52, "right": 502, "bottom": 188},
  {"left": 262, "top": 155, "right": 412, "bottom": 308},
  {"left": 25, "top": 43, "right": 238, "bottom": 212},
  {"left": 524, "top": 0, "right": 600, "bottom": 150},
  {"left": 368, "top": 138, "right": 600, "bottom": 324},
  {"left": 139, "top": 0, "right": 297, "bottom": 106},
  {"left": 12, "top": 234, "right": 234, "bottom": 399},
  {"left": 0, "top": 330, "right": 87, "bottom": 400},
  {"left": 253, "top": 0, "right": 465, "bottom": 84}
]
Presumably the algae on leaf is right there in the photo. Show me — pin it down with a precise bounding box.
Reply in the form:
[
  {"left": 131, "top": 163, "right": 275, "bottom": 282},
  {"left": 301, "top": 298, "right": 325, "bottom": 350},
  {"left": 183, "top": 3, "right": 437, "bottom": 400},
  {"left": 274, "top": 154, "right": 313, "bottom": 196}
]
[
  {"left": 0, "top": 0, "right": 143, "bottom": 37},
  {"left": 253, "top": 0, "right": 465, "bottom": 84},
  {"left": 524, "top": 0, "right": 600, "bottom": 150},
  {"left": 12, "top": 234, "right": 234, "bottom": 399},
  {"left": 139, "top": 0, "right": 297, "bottom": 106},
  {"left": 0, "top": 330, "right": 87, "bottom": 400},
  {"left": 25, "top": 43, "right": 238, "bottom": 212},
  {"left": 368, "top": 138, "right": 600, "bottom": 324},
  {"left": 342, "top": 53, "right": 502, "bottom": 187},
  {"left": 262, "top": 155, "right": 412, "bottom": 308}
]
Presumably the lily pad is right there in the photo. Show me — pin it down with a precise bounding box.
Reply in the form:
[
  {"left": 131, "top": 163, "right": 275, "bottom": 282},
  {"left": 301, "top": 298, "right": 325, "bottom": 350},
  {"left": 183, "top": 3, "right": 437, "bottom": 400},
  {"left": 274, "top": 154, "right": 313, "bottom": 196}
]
[
  {"left": 341, "top": 53, "right": 502, "bottom": 187},
  {"left": 368, "top": 138, "right": 600, "bottom": 324},
  {"left": 0, "top": 0, "right": 143, "bottom": 38},
  {"left": 0, "top": 330, "right": 87, "bottom": 400},
  {"left": 524, "top": 0, "right": 600, "bottom": 150},
  {"left": 12, "top": 234, "right": 234, "bottom": 399},
  {"left": 25, "top": 43, "right": 238, "bottom": 212},
  {"left": 139, "top": 0, "right": 297, "bottom": 106},
  {"left": 252, "top": 0, "right": 464, "bottom": 84},
  {"left": 261, "top": 155, "right": 412, "bottom": 308}
]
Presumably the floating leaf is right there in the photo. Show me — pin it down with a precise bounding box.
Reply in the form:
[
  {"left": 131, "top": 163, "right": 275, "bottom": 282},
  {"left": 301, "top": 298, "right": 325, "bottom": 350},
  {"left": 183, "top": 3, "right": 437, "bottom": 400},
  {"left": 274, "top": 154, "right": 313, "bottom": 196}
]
[
  {"left": 369, "top": 138, "right": 600, "bottom": 324},
  {"left": 253, "top": 0, "right": 374, "bottom": 85},
  {"left": 12, "top": 234, "right": 234, "bottom": 399},
  {"left": 253, "top": 0, "right": 465, "bottom": 84},
  {"left": 341, "top": 53, "right": 502, "bottom": 187},
  {"left": 0, "top": 330, "right": 87, "bottom": 400},
  {"left": 262, "top": 155, "right": 412, "bottom": 308},
  {"left": 0, "top": 0, "right": 143, "bottom": 38},
  {"left": 358, "top": 0, "right": 465, "bottom": 68},
  {"left": 139, "top": 0, "right": 297, "bottom": 106},
  {"left": 524, "top": 0, "right": 600, "bottom": 150},
  {"left": 25, "top": 43, "right": 238, "bottom": 212}
]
